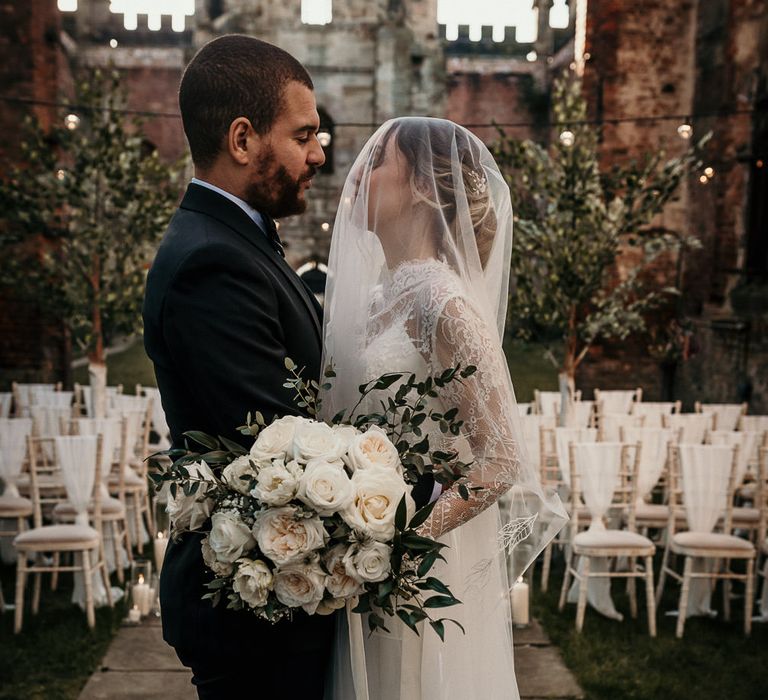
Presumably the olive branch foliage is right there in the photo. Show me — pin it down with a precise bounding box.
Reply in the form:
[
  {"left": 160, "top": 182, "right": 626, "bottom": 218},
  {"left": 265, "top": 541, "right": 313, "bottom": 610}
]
[{"left": 148, "top": 359, "right": 479, "bottom": 639}]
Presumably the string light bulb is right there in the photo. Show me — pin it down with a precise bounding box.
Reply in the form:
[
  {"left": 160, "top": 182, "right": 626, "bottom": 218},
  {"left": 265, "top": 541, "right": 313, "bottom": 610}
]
[
  {"left": 320, "top": 222, "right": 330, "bottom": 232},
  {"left": 677, "top": 122, "right": 693, "bottom": 139},
  {"left": 526, "top": 51, "right": 537, "bottom": 62},
  {"left": 109, "top": 38, "right": 118, "bottom": 48},
  {"left": 559, "top": 130, "right": 575, "bottom": 147},
  {"left": 64, "top": 113, "right": 80, "bottom": 130},
  {"left": 317, "top": 130, "right": 332, "bottom": 148},
  {"left": 704, "top": 166, "right": 714, "bottom": 178},
  {"left": 699, "top": 175, "right": 709, "bottom": 184}
]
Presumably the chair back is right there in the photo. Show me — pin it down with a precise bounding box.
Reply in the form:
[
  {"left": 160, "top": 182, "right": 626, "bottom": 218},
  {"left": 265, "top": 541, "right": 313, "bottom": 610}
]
[
  {"left": 30, "top": 405, "right": 71, "bottom": 438},
  {"left": 695, "top": 402, "right": 748, "bottom": 431},
  {"left": 54, "top": 435, "right": 103, "bottom": 529},
  {"left": 72, "top": 417, "right": 121, "bottom": 498},
  {"left": 663, "top": 413, "right": 713, "bottom": 445},
  {"left": 630, "top": 401, "right": 681, "bottom": 427},
  {"left": 26, "top": 436, "right": 68, "bottom": 527},
  {"left": 553, "top": 427, "right": 597, "bottom": 487},
  {"left": 520, "top": 415, "right": 556, "bottom": 486},
  {"left": 0, "top": 417, "right": 33, "bottom": 497},
  {"left": 620, "top": 426, "right": 677, "bottom": 505},
  {"left": 739, "top": 415, "right": 768, "bottom": 433},
  {"left": 568, "top": 442, "right": 640, "bottom": 531},
  {"left": 0, "top": 392, "right": 12, "bottom": 418},
  {"left": 757, "top": 447, "right": 768, "bottom": 554},
  {"left": 595, "top": 388, "right": 642, "bottom": 415},
  {"left": 567, "top": 401, "right": 595, "bottom": 428},
  {"left": 706, "top": 430, "right": 761, "bottom": 489},
  {"left": 12, "top": 382, "right": 61, "bottom": 417},
  {"left": 600, "top": 413, "right": 645, "bottom": 442},
  {"left": 672, "top": 444, "right": 738, "bottom": 534}
]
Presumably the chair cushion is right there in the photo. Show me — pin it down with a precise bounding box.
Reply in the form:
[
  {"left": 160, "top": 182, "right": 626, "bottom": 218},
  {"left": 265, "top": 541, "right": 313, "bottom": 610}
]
[
  {"left": 14, "top": 524, "right": 99, "bottom": 549},
  {"left": 634, "top": 503, "right": 671, "bottom": 521},
  {"left": 574, "top": 529, "right": 654, "bottom": 550},
  {"left": 564, "top": 503, "right": 591, "bottom": 518},
  {"left": 672, "top": 531, "right": 755, "bottom": 554},
  {"left": 53, "top": 497, "right": 125, "bottom": 519},
  {"left": 16, "top": 473, "right": 65, "bottom": 489},
  {"left": 108, "top": 471, "right": 145, "bottom": 487},
  {"left": 0, "top": 495, "right": 33, "bottom": 517}
]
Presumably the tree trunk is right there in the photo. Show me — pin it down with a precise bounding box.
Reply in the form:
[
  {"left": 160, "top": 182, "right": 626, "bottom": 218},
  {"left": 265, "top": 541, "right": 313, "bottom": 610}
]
[
  {"left": 89, "top": 253, "right": 107, "bottom": 417},
  {"left": 88, "top": 360, "right": 107, "bottom": 418}
]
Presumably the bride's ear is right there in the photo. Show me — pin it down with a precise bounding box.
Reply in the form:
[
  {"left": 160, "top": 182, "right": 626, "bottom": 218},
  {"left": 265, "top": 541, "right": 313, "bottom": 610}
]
[{"left": 226, "top": 117, "right": 258, "bottom": 166}]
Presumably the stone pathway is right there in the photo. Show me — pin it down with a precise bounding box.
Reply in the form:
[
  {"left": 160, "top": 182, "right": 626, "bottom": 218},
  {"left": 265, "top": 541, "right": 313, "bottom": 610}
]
[{"left": 79, "top": 616, "right": 583, "bottom": 699}]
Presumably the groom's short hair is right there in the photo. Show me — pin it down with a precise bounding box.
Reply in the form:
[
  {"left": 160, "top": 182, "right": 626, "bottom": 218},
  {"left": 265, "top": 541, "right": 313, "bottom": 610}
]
[{"left": 179, "top": 35, "right": 314, "bottom": 169}]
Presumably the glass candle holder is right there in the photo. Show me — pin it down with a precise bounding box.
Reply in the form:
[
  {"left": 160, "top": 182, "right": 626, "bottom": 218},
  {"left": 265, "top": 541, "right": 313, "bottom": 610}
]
[{"left": 129, "top": 559, "right": 153, "bottom": 617}]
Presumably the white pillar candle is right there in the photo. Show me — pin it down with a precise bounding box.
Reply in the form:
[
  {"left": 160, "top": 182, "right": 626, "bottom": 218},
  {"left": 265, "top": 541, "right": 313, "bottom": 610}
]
[
  {"left": 511, "top": 577, "right": 530, "bottom": 626},
  {"left": 154, "top": 532, "right": 168, "bottom": 575},
  {"left": 133, "top": 574, "right": 152, "bottom": 616},
  {"left": 128, "top": 605, "right": 141, "bottom": 623}
]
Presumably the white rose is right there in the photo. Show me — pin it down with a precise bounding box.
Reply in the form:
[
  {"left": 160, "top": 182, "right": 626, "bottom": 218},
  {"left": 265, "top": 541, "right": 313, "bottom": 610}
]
[
  {"left": 251, "top": 459, "right": 303, "bottom": 507},
  {"left": 333, "top": 425, "right": 361, "bottom": 453},
  {"left": 233, "top": 558, "right": 273, "bottom": 609},
  {"left": 222, "top": 455, "right": 257, "bottom": 496},
  {"left": 250, "top": 416, "right": 307, "bottom": 461},
  {"left": 166, "top": 460, "right": 217, "bottom": 531},
  {"left": 296, "top": 458, "right": 353, "bottom": 516},
  {"left": 208, "top": 510, "right": 256, "bottom": 563},
  {"left": 345, "top": 426, "right": 401, "bottom": 473},
  {"left": 253, "top": 506, "right": 327, "bottom": 566},
  {"left": 343, "top": 540, "right": 392, "bottom": 583},
  {"left": 315, "top": 597, "right": 347, "bottom": 615},
  {"left": 292, "top": 420, "right": 348, "bottom": 463},
  {"left": 342, "top": 467, "right": 415, "bottom": 542},
  {"left": 273, "top": 558, "right": 327, "bottom": 614},
  {"left": 324, "top": 544, "right": 365, "bottom": 598},
  {"left": 201, "top": 535, "right": 234, "bottom": 577}
]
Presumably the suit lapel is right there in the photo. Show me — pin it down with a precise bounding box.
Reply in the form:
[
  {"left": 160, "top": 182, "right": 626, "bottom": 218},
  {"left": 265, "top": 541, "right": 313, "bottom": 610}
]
[{"left": 179, "top": 184, "right": 322, "bottom": 344}]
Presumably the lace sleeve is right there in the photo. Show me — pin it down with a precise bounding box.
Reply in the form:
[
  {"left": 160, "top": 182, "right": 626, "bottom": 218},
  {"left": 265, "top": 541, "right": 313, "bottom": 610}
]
[{"left": 420, "top": 296, "right": 521, "bottom": 539}]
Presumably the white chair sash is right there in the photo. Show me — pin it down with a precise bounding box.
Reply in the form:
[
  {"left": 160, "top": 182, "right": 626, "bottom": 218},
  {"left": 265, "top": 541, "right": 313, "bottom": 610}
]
[
  {"left": 74, "top": 418, "right": 119, "bottom": 499},
  {"left": 30, "top": 405, "right": 70, "bottom": 438},
  {"left": 567, "top": 401, "right": 594, "bottom": 428},
  {"left": 631, "top": 402, "right": 678, "bottom": 428},
  {"left": 678, "top": 444, "right": 733, "bottom": 533},
  {"left": 517, "top": 402, "right": 531, "bottom": 417},
  {"left": 601, "top": 413, "right": 644, "bottom": 442},
  {"left": 664, "top": 414, "right": 713, "bottom": 445},
  {"left": 520, "top": 415, "right": 555, "bottom": 473},
  {"left": 597, "top": 390, "right": 636, "bottom": 414},
  {"left": 143, "top": 387, "right": 171, "bottom": 447},
  {"left": 0, "top": 392, "right": 12, "bottom": 419},
  {"left": 555, "top": 427, "right": 597, "bottom": 487},
  {"left": 739, "top": 415, "right": 768, "bottom": 433},
  {"left": 622, "top": 427, "right": 675, "bottom": 504},
  {"left": 55, "top": 436, "right": 98, "bottom": 528},
  {"left": 706, "top": 430, "right": 760, "bottom": 487},
  {"left": 537, "top": 391, "right": 563, "bottom": 417},
  {"left": 699, "top": 404, "right": 744, "bottom": 432},
  {"left": 0, "top": 417, "right": 33, "bottom": 497},
  {"left": 36, "top": 390, "right": 73, "bottom": 409}
]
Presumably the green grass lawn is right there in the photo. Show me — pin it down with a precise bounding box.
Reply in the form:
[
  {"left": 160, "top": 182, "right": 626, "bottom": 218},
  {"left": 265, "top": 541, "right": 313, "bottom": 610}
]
[
  {"left": 534, "top": 553, "right": 768, "bottom": 700},
  {"left": 72, "top": 339, "right": 157, "bottom": 392},
  {"left": 0, "top": 564, "right": 127, "bottom": 700}
]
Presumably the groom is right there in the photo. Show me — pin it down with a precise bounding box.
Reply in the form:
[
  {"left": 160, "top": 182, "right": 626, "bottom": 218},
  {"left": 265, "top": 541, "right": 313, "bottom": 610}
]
[{"left": 143, "top": 36, "right": 437, "bottom": 697}]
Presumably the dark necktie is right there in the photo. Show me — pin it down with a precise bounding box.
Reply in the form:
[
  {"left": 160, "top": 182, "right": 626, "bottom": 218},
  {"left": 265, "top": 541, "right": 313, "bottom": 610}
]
[{"left": 263, "top": 217, "right": 285, "bottom": 257}]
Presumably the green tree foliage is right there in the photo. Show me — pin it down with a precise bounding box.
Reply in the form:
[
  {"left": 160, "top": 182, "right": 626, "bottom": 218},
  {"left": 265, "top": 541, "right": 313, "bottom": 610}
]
[
  {"left": 493, "top": 73, "right": 708, "bottom": 386},
  {"left": 0, "top": 68, "right": 183, "bottom": 370}
]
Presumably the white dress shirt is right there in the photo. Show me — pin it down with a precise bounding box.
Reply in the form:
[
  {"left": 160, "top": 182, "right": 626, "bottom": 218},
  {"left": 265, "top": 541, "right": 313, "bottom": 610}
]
[{"left": 191, "top": 177, "right": 267, "bottom": 234}]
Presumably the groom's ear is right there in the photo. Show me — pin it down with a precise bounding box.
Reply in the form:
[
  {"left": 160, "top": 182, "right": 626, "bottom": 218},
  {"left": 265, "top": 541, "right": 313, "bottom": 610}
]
[{"left": 227, "top": 117, "right": 261, "bottom": 166}]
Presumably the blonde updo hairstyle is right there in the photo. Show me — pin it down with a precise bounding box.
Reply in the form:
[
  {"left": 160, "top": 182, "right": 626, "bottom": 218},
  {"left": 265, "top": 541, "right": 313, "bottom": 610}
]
[{"left": 393, "top": 119, "right": 496, "bottom": 269}]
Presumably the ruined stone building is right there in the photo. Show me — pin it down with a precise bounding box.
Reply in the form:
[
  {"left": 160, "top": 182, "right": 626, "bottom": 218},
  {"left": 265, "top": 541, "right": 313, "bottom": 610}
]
[{"left": 1, "top": 1, "right": 766, "bottom": 410}]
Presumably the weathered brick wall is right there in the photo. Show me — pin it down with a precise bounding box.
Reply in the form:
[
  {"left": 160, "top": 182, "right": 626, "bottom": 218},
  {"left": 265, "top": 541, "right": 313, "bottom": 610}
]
[{"left": 0, "top": 0, "right": 71, "bottom": 387}]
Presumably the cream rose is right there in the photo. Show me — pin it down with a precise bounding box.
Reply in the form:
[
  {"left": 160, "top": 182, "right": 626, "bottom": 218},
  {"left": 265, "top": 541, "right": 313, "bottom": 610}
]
[
  {"left": 253, "top": 506, "right": 327, "bottom": 566},
  {"left": 343, "top": 540, "right": 392, "bottom": 583},
  {"left": 296, "top": 458, "right": 353, "bottom": 516},
  {"left": 324, "top": 544, "right": 365, "bottom": 598},
  {"left": 292, "top": 421, "right": 348, "bottom": 463},
  {"left": 345, "top": 426, "right": 401, "bottom": 473},
  {"left": 342, "top": 467, "right": 415, "bottom": 542},
  {"left": 250, "top": 459, "right": 303, "bottom": 507},
  {"left": 166, "top": 460, "right": 216, "bottom": 531},
  {"left": 273, "top": 559, "right": 327, "bottom": 614},
  {"left": 201, "top": 535, "right": 234, "bottom": 577},
  {"left": 315, "top": 597, "right": 347, "bottom": 616},
  {"left": 333, "top": 425, "right": 361, "bottom": 453},
  {"left": 250, "top": 416, "right": 307, "bottom": 461},
  {"left": 208, "top": 510, "right": 256, "bottom": 563},
  {"left": 222, "top": 455, "right": 257, "bottom": 496},
  {"left": 233, "top": 558, "right": 273, "bottom": 609}
]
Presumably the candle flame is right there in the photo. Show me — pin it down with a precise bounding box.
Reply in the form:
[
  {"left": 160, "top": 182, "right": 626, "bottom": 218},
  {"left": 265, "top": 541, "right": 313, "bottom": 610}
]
[
  {"left": 157, "top": 532, "right": 164, "bottom": 539},
  {"left": 138, "top": 574, "right": 144, "bottom": 584}
]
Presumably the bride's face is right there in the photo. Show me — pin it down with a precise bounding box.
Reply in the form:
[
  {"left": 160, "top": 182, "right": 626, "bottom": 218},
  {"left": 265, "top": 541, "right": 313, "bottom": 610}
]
[{"left": 366, "top": 134, "right": 411, "bottom": 234}]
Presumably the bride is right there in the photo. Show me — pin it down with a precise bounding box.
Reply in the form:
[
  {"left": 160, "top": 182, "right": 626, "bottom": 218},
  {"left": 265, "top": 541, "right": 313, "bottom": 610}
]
[{"left": 321, "top": 117, "right": 567, "bottom": 699}]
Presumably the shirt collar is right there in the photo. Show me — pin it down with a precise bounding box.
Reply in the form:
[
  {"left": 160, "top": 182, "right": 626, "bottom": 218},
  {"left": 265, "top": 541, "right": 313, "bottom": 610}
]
[{"left": 190, "top": 177, "right": 267, "bottom": 234}]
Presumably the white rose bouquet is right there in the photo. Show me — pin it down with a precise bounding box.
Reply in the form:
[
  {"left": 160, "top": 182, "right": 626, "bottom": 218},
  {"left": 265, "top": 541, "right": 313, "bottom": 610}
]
[{"left": 150, "top": 359, "right": 478, "bottom": 640}]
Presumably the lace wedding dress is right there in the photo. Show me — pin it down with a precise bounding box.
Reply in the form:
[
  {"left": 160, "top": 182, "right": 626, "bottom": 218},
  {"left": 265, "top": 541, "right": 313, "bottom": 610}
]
[{"left": 322, "top": 117, "right": 567, "bottom": 700}]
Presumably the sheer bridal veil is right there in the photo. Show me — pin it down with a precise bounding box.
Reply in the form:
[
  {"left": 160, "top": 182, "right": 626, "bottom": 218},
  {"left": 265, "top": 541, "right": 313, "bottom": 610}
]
[{"left": 321, "top": 118, "right": 567, "bottom": 699}]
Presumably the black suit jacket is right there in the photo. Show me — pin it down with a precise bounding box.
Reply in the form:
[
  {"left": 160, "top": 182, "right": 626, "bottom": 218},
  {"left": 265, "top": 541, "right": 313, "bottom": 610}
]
[{"left": 143, "top": 183, "right": 434, "bottom": 660}]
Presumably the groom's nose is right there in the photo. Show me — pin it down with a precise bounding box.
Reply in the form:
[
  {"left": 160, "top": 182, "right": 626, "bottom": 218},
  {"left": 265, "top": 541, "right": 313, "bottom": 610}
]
[{"left": 308, "top": 136, "right": 326, "bottom": 168}]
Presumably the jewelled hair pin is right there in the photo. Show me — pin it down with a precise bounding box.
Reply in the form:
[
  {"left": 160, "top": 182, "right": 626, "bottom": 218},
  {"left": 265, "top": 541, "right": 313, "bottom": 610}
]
[{"left": 467, "top": 168, "right": 488, "bottom": 196}]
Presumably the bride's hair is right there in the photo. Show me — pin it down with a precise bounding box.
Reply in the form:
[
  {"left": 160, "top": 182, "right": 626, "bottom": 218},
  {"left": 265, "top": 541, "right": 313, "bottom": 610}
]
[{"left": 393, "top": 120, "right": 497, "bottom": 268}]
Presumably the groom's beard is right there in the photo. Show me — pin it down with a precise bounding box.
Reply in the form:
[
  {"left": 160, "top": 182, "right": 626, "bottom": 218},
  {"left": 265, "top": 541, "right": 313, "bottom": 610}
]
[{"left": 245, "top": 149, "right": 316, "bottom": 219}]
